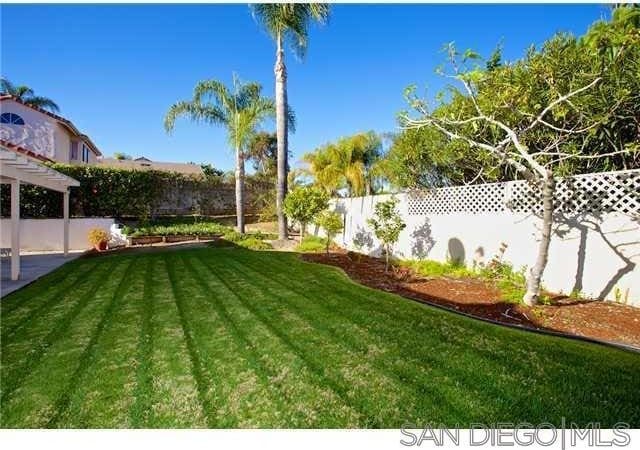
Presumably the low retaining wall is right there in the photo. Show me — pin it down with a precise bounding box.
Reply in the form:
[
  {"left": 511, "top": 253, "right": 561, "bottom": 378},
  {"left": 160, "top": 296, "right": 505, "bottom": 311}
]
[{"left": 0, "top": 218, "right": 115, "bottom": 252}]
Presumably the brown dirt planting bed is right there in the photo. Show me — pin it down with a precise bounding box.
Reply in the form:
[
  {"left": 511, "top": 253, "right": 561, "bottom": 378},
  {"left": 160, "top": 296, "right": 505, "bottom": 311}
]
[{"left": 302, "top": 252, "right": 640, "bottom": 349}]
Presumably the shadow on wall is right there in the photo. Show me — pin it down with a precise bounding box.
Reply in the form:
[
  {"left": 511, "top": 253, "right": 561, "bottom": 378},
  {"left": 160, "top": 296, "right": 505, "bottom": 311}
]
[
  {"left": 535, "top": 175, "right": 639, "bottom": 301},
  {"left": 447, "top": 238, "right": 465, "bottom": 265},
  {"left": 411, "top": 217, "right": 436, "bottom": 259}
]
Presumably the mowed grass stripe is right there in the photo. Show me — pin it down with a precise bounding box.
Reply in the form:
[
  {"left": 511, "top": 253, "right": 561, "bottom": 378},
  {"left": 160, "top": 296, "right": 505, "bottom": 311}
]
[
  {"left": 46, "top": 257, "right": 139, "bottom": 427},
  {"left": 229, "top": 250, "right": 523, "bottom": 418},
  {"left": 179, "top": 253, "right": 294, "bottom": 428},
  {"left": 1, "top": 261, "right": 100, "bottom": 341},
  {"left": 195, "top": 252, "right": 388, "bottom": 427},
  {"left": 216, "top": 251, "right": 488, "bottom": 423},
  {"left": 143, "top": 256, "right": 207, "bottom": 428},
  {"left": 233, "top": 250, "right": 640, "bottom": 424},
  {"left": 130, "top": 256, "right": 156, "bottom": 428},
  {"left": 53, "top": 256, "right": 149, "bottom": 428},
  {"left": 0, "top": 257, "right": 95, "bottom": 316},
  {"left": 1, "top": 259, "right": 119, "bottom": 407},
  {"left": 0, "top": 259, "right": 128, "bottom": 428},
  {"left": 187, "top": 255, "right": 361, "bottom": 427},
  {"left": 165, "top": 255, "right": 218, "bottom": 428}
]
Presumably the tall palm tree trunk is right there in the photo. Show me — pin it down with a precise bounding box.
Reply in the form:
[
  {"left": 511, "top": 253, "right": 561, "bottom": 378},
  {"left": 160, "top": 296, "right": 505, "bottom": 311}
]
[
  {"left": 275, "top": 33, "right": 289, "bottom": 240},
  {"left": 235, "top": 145, "right": 245, "bottom": 234}
]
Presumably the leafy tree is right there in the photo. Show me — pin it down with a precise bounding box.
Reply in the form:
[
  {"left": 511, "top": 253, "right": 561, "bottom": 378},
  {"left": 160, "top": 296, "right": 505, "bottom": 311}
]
[
  {"left": 164, "top": 74, "right": 275, "bottom": 233},
  {"left": 303, "top": 131, "right": 382, "bottom": 196},
  {"left": 315, "top": 210, "right": 343, "bottom": 253},
  {"left": 400, "top": 7, "right": 640, "bottom": 304},
  {"left": 251, "top": 3, "right": 330, "bottom": 241},
  {"left": 367, "top": 197, "right": 406, "bottom": 272},
  {"left": 246, "top": 131, "right": 278, "bottom": 176},
  {"left": 113, "top": 152, "right": 132, "bottom": 160},
  {"left": 200, "top": 163, "right": 224, "bottom": 178},
  {"left": 283, "top": 186, "right": 329, "bottom": 241},
  {"left": 1, "top": 77, "right": 59, "bottom": 112}
]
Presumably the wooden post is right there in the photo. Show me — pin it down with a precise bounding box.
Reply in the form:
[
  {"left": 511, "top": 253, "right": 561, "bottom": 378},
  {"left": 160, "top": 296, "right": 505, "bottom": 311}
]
[
  {"left": 63, "top": 189, "right": 70, "bottom": 256},
  {"left": 10, "top": 179, "right": 20, "bottom": 280}
]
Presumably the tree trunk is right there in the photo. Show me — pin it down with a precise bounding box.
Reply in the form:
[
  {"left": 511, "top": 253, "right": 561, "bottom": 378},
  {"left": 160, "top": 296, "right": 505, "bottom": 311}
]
[
  {"left": 300, "top": 222, "right": 306, "bottom": 243},
  {"left": 325, "top": 235, "right": 330, "bottom": 254},
  {"left": 523, "top": 173, "right": 555, "bottom": 305},
  {"left": 235, "top": 145, "right": 245, "bottom": 234},
  {"left": 275, "top": 33, "right": 289, "bottom": 241},
  {"left": 384, "top": 244, "right": 390, "bottom": 272}
]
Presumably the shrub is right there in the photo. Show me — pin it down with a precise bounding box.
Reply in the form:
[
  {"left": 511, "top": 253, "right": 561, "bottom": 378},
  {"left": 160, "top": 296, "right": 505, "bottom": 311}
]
[
  {"left": 296, "top": 235, "right": 326, "bottom": 253},
  {"left": 127, "top": 222, "right": 230, "bottom": 237},
  {"left": 367, "top": 197, "right": 406, "bottom": 271},
  {"left": 236, "top": 237, "right": 272, "bottom": 251},
  {"left": 87, "top": 228, "right": 109, "bottom": 246},
  {"left": 315, "top": 210, "right": 343, "bottom": 253},
  {"left": 283, "top": 187, "right": 329, "bottom": 240}
]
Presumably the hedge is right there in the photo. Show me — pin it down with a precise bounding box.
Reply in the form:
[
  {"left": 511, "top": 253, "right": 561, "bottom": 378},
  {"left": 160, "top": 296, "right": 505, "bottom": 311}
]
[{"left": 0, "top": 164, "right": 267, "bottom": 219}]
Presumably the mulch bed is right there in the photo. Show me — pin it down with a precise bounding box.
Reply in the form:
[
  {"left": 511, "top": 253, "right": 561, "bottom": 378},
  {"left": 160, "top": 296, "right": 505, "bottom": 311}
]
[{"left": 302, "top": 251, "right": 640, "bottom": 349}]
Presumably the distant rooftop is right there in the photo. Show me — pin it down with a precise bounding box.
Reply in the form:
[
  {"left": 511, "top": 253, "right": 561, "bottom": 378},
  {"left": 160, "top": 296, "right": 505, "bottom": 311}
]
[{"left": 98, "top": 156, "right": 204, "bottom": 175}]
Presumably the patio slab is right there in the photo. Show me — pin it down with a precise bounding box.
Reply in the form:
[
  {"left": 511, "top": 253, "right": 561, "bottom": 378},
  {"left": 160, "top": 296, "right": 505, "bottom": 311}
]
[{"left": 1, "top": 251, "right": 83, "bottom": 298}]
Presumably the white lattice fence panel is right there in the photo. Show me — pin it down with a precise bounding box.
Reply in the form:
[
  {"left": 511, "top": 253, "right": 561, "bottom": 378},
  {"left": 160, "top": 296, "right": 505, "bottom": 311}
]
[
  {"left": 407, "top": 182, "right": 507, "bottom": 215},
  {"left": 408, "top": 169, "right": 640, "bottom": 216}
]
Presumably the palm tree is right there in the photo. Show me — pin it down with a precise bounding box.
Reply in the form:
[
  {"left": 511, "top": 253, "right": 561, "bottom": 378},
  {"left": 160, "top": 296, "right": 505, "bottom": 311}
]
[
  {"left": 303, "top": 131, "right": 382, "bottom": 196},
  {"left": 251, "top": 3, "right": 330, "bottom": 241},
  {"left": 1, "top": 77, "right": 60, "bottom": 112},
  {"left": 164, "top": 75, "right": 275, "bottom": 233}
]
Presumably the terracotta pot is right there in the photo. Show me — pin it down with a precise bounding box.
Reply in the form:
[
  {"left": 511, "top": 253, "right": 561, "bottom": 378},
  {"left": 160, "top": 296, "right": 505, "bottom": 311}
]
[{"left": 94, "top": 240, "right": 108, "bottom": 252}]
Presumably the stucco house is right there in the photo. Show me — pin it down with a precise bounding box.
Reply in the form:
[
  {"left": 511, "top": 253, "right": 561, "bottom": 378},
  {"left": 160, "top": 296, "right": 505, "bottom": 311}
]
[
  {"left": 98, "top": 156, "right": 204, "bottom": 175},
  {"left": 0, "top": 94, "right": 102, "bottom": 164}
]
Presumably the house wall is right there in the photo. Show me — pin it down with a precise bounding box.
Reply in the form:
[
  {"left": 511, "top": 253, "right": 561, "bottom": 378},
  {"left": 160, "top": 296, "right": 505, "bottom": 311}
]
[
  {"left": 0, "top": 100, "right": 58, "bottom": 160},
  {"left": 323, "top": 183, "right": 640, "bottom": 306},
  {"left": 0, "top": 218, "right": 115, "bottom": 251},
  {"left": 0, "top": 99, "right": 98, "bottom": 164}
]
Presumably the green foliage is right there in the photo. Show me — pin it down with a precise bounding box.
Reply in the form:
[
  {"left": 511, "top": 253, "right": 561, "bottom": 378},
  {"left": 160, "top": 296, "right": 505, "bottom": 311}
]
[
  {"left": 0, "top": 164, "right": 270, "bottom": 219},
  {"left": 315, "top": 210, "right": 343, "bottom": 253},
  {"left": 367, "top": 198, "right": 406, "bottom": 250},
  {"left": 250, "top": 4, "right": 330, "bottom": 58},
  {"left": 403, "top": 259, "right": 476, "bottom": 279},
  {"left": 283, "top": 186, "right": 329, "bottom": 235},
  {"left": 405, "top": 258, "right": 530, "bottom": 304},
  {"left": 221, "top": 230, "right": 273, "bottom": 250},
  {"left": 390, "top": 6, "right": 640, "bottom": 189},
  {"left": 295, "top": 235, "right": 326, "bottom": 253},
  {"left": 200, "top": 163, "right": 224, "bottom": 178},
  {"left": 303, "top": 131, "right": 383, "bottom": 196},
  {"left": 113, "top": 152, "right": 132, "bottom": 160},
  {"left": 126, "top": 222, "right": 231, "bottom": 238},
  {"left": 367, "top": 197, "right": 406, "bottom": 270},
  {"left": 1, "top": 76, "right": 60, "bottom": 112}
]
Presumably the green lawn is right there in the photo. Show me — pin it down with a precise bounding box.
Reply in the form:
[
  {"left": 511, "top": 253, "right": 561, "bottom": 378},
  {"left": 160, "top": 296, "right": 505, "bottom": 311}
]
[{"left": 1, "top": 246, "right": 639, "bottom": 428}]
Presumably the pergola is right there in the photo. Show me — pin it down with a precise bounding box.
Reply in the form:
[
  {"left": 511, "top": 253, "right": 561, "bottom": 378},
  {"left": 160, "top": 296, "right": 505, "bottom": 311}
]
[{"left": 0, "top": 145, "right": 80, "bottom": 280}]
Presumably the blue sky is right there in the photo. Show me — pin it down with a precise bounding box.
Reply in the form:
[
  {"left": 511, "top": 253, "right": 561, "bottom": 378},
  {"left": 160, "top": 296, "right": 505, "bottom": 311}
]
[{"left": 1, "top": 4, "right": 611, "bottom": 171}]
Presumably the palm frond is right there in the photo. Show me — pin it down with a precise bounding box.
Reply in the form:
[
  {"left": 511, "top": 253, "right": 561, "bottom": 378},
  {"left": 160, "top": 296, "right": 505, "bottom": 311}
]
[
  {"left": 1, "top": 77, "right": 17, "bottom": 94},
  {"left": 25, "top": 96, "right": 59, "bottom": 113},
  {"left": 193, "top": 80, "right": 231, "bottom": 108},
  {"left": 251, "top": 3, "right": 330, "bottom": 58},
  {"left": 163, "top": 101, "right": 226, "bottom": 133}
]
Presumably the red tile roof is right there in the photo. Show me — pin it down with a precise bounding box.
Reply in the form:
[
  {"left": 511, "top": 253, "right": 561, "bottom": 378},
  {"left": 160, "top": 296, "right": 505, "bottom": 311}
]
[{"left": 0, "top": 139, "right": 54, "bottom": 163}]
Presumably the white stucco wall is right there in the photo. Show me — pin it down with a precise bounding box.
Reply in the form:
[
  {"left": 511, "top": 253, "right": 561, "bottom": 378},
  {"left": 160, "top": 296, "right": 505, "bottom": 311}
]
[
  {"left": 0, "top": 100, "right": 58, "bottom": 159},
  {"left": 327, "top": 194, "right": 640, "bottom": 305},
  {"left": 0, "top": 218, "right": 115, "bottom": 251},
  {"left": 0, "top": 99, "right": 97, "bottom": 164}
]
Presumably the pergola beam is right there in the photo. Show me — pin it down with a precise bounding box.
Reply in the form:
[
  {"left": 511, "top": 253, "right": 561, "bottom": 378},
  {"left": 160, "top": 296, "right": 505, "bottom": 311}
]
[{"left": 0, "top": 145, "right": 80, "bottom": 281}]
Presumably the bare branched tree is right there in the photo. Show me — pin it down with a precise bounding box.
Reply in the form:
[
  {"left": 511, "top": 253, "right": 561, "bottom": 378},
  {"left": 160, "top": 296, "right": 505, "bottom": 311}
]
[{"left": 400, "top": 44, "right": 634, "bottom": 305}]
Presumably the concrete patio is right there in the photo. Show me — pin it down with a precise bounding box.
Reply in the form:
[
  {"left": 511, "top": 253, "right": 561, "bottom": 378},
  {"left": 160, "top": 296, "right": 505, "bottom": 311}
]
[{"left": 1, "top": 251, "right": 82, "bottom": 298}]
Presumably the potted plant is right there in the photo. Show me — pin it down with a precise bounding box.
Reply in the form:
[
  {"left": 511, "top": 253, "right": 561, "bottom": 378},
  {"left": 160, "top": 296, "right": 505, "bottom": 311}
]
[{"left": 88, "top": 228, "right": 109, "bottom": 251}]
